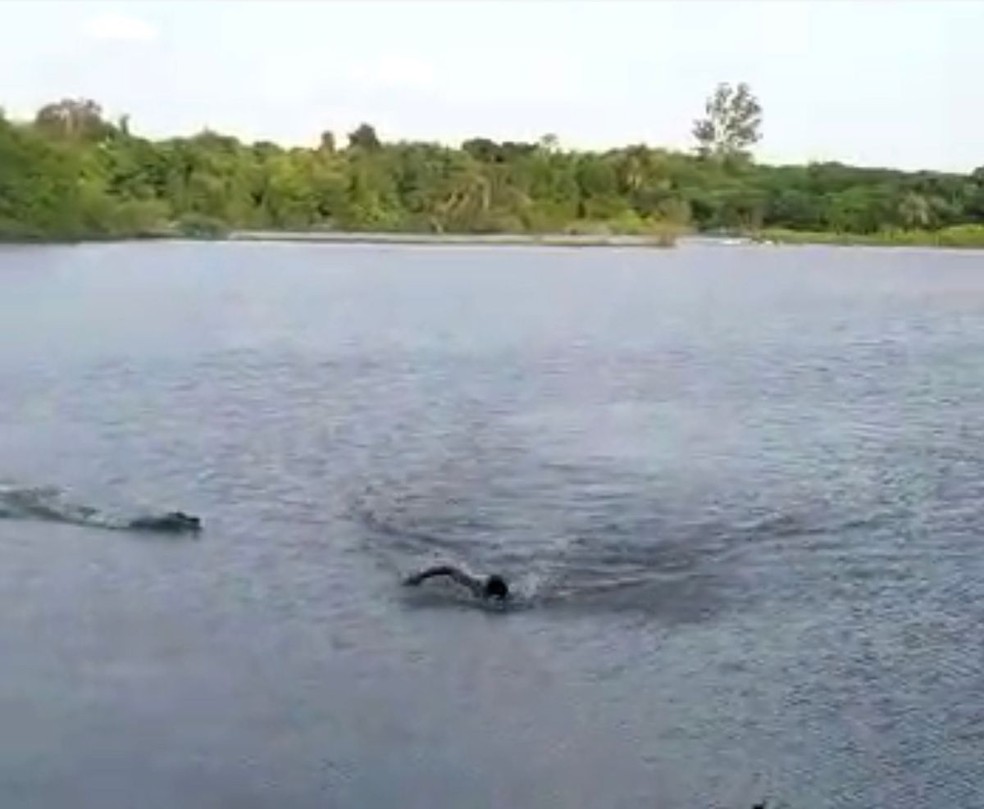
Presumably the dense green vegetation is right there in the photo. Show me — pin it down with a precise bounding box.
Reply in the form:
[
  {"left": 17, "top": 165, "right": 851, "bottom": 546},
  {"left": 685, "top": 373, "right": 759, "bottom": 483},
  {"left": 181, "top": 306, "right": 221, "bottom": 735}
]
[{"left": 2, "top": 89, "right": 984, "bottom": 245}]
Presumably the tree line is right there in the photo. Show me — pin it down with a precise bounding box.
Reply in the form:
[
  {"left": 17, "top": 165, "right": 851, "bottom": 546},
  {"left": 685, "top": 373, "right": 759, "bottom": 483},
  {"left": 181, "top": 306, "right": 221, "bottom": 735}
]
[{"left": 2, "top": 85, "right": 983, "bottom": 243}]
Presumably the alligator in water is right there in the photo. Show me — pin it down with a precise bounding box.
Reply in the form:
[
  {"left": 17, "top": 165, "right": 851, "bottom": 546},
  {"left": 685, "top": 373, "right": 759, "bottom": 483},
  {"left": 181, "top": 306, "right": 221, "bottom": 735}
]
[{"left": 0, "top": 485, "right": 202, "bottom": 536}]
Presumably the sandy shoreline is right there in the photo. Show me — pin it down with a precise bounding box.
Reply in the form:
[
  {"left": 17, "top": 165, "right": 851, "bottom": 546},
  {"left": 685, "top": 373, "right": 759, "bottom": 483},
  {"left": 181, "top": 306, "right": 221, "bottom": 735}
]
[{"left": 224, "top": 230, "right": 677, "bottom": 248}]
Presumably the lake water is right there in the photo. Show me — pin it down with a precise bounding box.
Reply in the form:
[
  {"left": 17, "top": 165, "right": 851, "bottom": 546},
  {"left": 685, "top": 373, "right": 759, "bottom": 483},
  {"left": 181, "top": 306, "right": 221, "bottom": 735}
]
[{"left": 2, "top": 241, "right": 984, "bottom": 809}]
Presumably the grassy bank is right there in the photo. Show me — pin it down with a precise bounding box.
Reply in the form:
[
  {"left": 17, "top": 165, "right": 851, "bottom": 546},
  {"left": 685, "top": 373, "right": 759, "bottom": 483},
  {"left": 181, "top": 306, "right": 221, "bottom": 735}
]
[{"left": 752, "top": 224, "right": 984, "bottom": 248}]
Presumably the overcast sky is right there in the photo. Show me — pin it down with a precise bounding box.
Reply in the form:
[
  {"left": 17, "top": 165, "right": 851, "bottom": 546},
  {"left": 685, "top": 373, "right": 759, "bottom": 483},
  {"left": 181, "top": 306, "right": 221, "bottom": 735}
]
[{"left": 1, "top": 0, "right": 978, "bottom": 171}]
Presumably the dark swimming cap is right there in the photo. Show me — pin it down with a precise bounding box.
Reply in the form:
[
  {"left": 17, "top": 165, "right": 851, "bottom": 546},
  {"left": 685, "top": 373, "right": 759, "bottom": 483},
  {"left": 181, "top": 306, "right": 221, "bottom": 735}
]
[{"left": 485, "top": 575, "right": 509, "bottom": 599}]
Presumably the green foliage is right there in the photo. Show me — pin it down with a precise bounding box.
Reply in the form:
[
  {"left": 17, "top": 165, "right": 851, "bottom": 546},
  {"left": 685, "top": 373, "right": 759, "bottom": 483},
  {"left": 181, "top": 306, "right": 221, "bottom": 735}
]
[
  {"left": 0, "top": 118, "right": 88, "bottom": 239},
  {"left": 1, "top": 94, "right": 984, "bottom": 245}
]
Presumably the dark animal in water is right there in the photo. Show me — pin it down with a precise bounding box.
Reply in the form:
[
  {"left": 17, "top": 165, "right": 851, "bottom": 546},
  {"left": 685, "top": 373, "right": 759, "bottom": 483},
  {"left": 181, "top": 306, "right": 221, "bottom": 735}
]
[{"left": 126, "top": 511, "right": 202, "bottom": 534}]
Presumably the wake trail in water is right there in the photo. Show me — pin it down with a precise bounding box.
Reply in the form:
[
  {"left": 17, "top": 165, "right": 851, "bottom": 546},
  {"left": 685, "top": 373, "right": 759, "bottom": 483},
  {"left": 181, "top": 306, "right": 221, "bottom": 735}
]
[
  {"left": 0, "top": 484, "right": 202, "bottom": 535},
  {"left": 351, "top": 469, "right": 891, "bottom": 618}
]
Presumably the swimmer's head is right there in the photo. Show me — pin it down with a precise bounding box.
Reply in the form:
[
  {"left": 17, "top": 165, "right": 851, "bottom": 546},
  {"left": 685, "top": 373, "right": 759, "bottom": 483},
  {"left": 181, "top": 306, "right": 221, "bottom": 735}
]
[{"left": 484, "top": 575, "right": 509, "bottom": 600}]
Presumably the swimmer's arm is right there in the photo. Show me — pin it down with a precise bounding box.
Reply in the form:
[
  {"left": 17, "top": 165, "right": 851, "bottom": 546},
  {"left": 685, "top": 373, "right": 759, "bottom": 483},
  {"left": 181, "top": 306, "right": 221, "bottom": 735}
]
[{"left": 403, "top": 565, "right": 484, "bottom": 596}]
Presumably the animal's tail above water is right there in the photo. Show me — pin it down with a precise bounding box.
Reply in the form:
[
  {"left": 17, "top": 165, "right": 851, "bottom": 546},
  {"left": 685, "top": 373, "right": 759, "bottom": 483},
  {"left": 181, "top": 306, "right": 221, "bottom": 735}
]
[{"left": 0, "top": 484, "right": 202, "bottom": 535}]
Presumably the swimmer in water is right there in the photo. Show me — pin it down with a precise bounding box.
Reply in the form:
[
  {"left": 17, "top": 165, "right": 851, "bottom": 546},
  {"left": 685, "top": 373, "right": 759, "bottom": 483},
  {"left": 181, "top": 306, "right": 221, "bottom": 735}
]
[{"left": 403, "top": 565, "right": 510, "bottom": 601}]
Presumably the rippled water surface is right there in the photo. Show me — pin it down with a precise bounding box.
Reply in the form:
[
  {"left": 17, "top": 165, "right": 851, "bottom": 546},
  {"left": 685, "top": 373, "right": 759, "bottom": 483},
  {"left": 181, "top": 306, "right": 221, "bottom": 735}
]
[{"left": 2, "top": 241, "right": 984, "bottom": 808}]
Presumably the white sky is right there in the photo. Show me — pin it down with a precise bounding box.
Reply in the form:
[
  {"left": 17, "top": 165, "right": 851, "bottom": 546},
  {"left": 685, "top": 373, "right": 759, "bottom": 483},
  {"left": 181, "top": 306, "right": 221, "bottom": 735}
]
[{"left": 1, "top": 0, "right": 980, "bottom": 171}]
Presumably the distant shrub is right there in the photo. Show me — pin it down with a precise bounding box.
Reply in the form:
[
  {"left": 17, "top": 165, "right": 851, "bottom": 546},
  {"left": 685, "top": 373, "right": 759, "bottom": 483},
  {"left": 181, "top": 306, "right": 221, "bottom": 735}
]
[{"left": 176, "top": 213, "right": 229, "bottom": 239}]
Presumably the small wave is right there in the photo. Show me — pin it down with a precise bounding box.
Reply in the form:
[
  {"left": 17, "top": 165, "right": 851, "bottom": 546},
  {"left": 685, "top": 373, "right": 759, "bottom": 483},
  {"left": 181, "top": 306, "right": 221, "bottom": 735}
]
[
  {"left": 732, "top": 508, "right": 891, "bottom": 543},
  {"left": 0, "top": 484, "right": 202, "bottom": 535}
]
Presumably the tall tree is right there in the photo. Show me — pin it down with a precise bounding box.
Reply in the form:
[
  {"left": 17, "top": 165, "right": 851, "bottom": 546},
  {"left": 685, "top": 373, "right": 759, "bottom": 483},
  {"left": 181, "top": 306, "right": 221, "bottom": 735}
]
[
  {"left": 347, "top": 123, "right": 381, "bottom": 151},
  {"left": 319, "top": 130, "right": 336, "bottom": 154},
  {"left": 34, "top": 98, "right": 113, "bottom": 141},
  {"left": 692, "top": 82, "right": 762, "bottom": 161}
]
